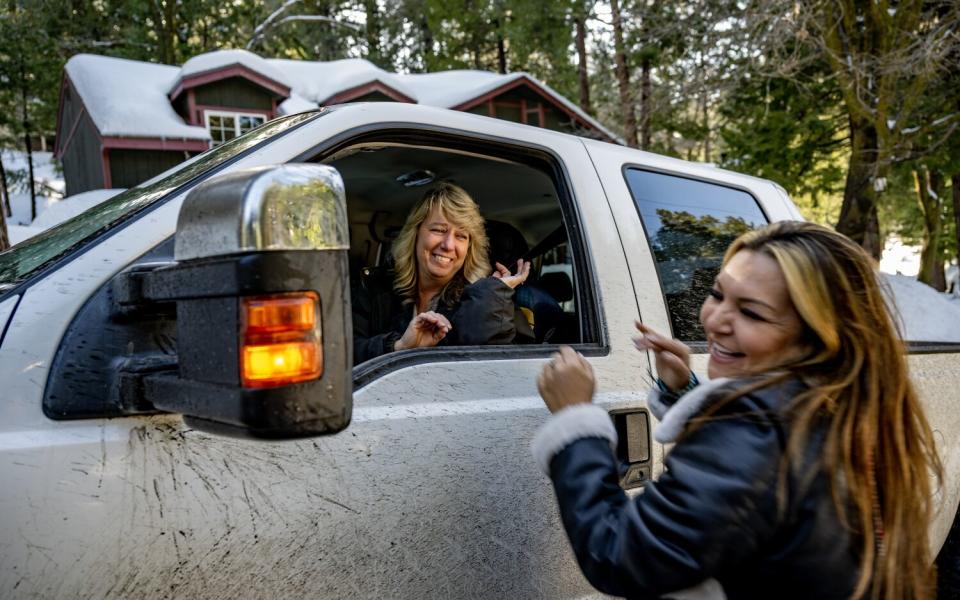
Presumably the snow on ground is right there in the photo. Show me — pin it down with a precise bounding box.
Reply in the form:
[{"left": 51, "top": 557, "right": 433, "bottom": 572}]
[
  {"left": 29, "top": 188, "right": 125, "bottom": 230},
  {"left": 8, "top": 225, "right": 43, "bottom": 245},
  {"left": 3, "top": 149, "right": 65, "bottom": 226},
  {"left": 884, "top": 274, "right": 960, "bottom": 342},
  {"left": 2, "top": 150, "right": 121, "bottom": 245},
  {"left": 879, "top": 236, "right": 920, "bottom": 276}
]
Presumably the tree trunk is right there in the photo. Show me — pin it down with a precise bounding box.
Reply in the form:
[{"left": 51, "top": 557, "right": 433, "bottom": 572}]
[
  {"left": 0, "top": 147, "right": 8, "bottom": 249},
  {"left": 495, "top": 24, "right": 507, "bottom": 74},
  {"left": 953, "top": 173, "right": 960, "bottom": 274},
  {"left": 19, "top": 60, "right": 35, "bottom": 223},
  {"left": 574, "top": 14, "right": 592, "bottom": 115},
  {"left": 610, "top": 0, "right": 637, "bottom": 147},
  {"left": 164, "top": 0, "right": 176, "bottom": 63},
  {"left": 153, "top": 0, "right": 175, "bottom": 64},
  {"left": 24, "top": 132, "right": 35, "bottom": 223},
  {"left": 364, "top": 0, "right": 383, "bottom": 67},
  {"left": 836, "top": 116, "right": 882, "bottom": 259},
  {"left": 915, "top": 167, "right": 945, "bottom": 290},
  {"left": 0, "top": 194, "right": 8, "bottom": 251},
  {"left": 701, "top": 83, "right": 710, "bottom": 163},
  {"left": 640, "top": 55, "right": 651, "bottom": 149},
  {"left": 419, "top": 15, "right": 434, "bottom": 71},
  {"left": 0, "top": 153, "right": 10, "bottom": 218}
]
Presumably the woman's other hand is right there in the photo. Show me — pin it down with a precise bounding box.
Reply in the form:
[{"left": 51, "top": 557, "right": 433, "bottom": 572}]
[
  {"left": 395, "top": 311, "right": 452, "bottom": 351},
  {"left": 492, "top": 259, "right": 531, "bottom": 289},
  {"left": 537, "top": 346, "right": 595, "bottom": 413},
  {"left": 633, "top": 321, "right": 692, "bottom": 392}
]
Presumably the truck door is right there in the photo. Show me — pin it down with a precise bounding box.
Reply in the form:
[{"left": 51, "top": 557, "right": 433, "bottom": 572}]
[
  {"left": 0, "top": 106, "right": 646, "bottom": 599},
  {"left": 288, "top": 116, "right": 650, "bottom": 597},
  {"left": 581, "top": 139, "right": 782, "bottom": 400}
]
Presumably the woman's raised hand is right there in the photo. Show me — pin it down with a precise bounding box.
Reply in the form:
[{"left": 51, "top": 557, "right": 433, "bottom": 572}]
[
  {"left": 537, "top": 346, "right": 596, "bottom": 413},
  {"left": 492, "top": 259, "right": 531, "bottom": 289},
  {"left": 633, "top": 321, "right": 692, "bottom": 392},
  {"left": 394, "top": 311, "right": 452, "bottom": 351}
]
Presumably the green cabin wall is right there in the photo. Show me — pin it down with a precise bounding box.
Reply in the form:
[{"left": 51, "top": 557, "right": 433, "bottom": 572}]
[
  {"left": 466, "top": 86, "right": 593, "bottom": 137},
  {"left": 108, "top": 149, "right": 190, "bottom": 189},
  {"left": 349, "top": 90, "right": 398, "bottom": 103},
  {"left": 193, "top": 77, "right": 274, "bottom": 110},
  {"left": 59, "top": 86, "right": 105, "bottom": 196}
]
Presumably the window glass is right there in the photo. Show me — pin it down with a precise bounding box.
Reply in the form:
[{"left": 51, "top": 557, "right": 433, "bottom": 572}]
[
  {"left": 206, "top": 112, "right": 265, "bottom": 147},
  {"left": 625, "top": 168, "right": 768, "bottom": 341},
  {"left": 0, "top": 111, "right": 323, "bottom": 288},
  {"left": 239, "top": 115, "right": 265, "bottom": 133},
  {"left": 323, "top": 140, "right": 587, "bottom": 373}
]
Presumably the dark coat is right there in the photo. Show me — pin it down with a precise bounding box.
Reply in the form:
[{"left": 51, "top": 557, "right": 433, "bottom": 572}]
[
  {"left": 545, "top": 378, "right": 861, "bottom": 599},
  {"left": 352, "top": 272, "right": 516, "bottom": 364}
]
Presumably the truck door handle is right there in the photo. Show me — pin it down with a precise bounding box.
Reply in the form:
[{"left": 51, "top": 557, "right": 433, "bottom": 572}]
[{"left": 609, "top": 408, "right": 651, "bottom": 490}]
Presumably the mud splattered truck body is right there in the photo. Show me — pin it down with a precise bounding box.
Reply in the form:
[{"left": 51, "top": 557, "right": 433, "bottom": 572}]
[{"left": 1, "top": 104, "right": 958, "bottom": 598}]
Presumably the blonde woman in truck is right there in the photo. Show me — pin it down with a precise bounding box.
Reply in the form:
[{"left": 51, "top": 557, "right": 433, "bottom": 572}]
[
  {"left": 532, "top": 221, "right": 942, "bottom": 599},
  {"left": 352, "top": 182, "right": 529, "bottom": 363}
]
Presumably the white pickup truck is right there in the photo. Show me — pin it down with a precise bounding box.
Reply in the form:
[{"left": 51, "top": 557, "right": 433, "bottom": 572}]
[{"left": 1, "top": 103, "right": 958, "bottom": 599}]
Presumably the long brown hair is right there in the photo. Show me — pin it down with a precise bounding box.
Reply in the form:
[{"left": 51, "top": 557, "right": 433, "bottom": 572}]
[
  {"left": 701, "top": 221, "right": 942, "bottom": 599},
  {"left": 391, "top": 182, "right": 490, "bottom": 303}
]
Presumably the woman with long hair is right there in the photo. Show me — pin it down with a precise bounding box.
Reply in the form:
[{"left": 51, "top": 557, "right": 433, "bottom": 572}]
[
  {"left": 532, "top": 221, "right": 942, "bottom": 599},
  {"left": 353, "top": 182, "right": 529, "bottom": 363}
]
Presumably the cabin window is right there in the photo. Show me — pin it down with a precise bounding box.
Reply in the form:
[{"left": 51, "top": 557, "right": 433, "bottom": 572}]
[{"left": 204, "top": 110, "right": 266, "bottom": 146}]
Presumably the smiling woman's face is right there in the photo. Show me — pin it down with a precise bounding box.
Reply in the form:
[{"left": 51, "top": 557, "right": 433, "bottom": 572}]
[
  {"left": 415, "top": 205, "right": 469, "bottom": 289},
  {"left": 699, "top": 249, "right": 808, "bottom": 379}
]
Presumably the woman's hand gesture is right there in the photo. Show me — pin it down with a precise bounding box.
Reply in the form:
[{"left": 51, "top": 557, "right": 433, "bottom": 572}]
[
  {"left": 395, "top": 311, "right": 452, "bottom": 351},
  {"left": 537, "top": 346, "right": 596, "bottom": 413},
  {"left": 492, "top": 259, "right": 531, "bottom": 289},
  {"left": 633, "top": 321, "right": 692, "bottom": 392}
]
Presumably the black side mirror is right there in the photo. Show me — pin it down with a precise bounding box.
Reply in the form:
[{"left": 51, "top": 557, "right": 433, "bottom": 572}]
[{"left": 114, "top": 164, "right": 352, "bottom": 438}]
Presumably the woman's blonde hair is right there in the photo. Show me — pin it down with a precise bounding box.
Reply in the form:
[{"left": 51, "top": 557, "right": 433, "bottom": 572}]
[
  {"left": 712, "top": 221, "right": 942, "bottom": 600},
  {"left": 391, "top": 182, "right": 490, "bottom": 303}
]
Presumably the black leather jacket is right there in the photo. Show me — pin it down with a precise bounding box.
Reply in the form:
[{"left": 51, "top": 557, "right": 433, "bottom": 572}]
[
  {"left": 352, "top": 272, "right": 516, "bottom": 364},
  {"left": 544, "top": 378, "right": 861, "bottom": 599}
]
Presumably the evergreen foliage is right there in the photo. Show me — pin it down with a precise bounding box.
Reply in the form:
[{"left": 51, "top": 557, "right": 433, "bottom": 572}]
[{"left": 0, "top": 0, "right": 957, "bottom": 265}]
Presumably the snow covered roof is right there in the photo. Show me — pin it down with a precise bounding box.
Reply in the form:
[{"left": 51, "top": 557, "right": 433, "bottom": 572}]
[
  {"left": 395, "top": 69, "right": 622, "bottom": 142},
  {"left": 63, "top": 50, "right": 618, "bottom": 144},
  {"left": 278, "top": 93, "right": 320, "bottom": 116},
  {"left": 393, "top": 69, "right": 517, "bottom": 108},
  {"left": 268, "top": 58, "right": 620, "bottom": 142},
  {"left": 269, "top": 58, "right": 415, "bottom": 104},
  {"left": 64, "top": 54, "right": 210, "bottom": 140},
  {"left": 170, "top": 49, "right": 291, "bottom": 98}
]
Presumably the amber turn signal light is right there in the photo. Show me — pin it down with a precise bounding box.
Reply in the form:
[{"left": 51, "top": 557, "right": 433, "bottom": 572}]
[{"left": 240, "top": 292, "right": 322, "bottom": 388}]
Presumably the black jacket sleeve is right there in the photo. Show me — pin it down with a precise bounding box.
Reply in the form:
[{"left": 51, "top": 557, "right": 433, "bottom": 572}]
[
  {"left": 351, "top": 277, "right": 403, "bottom": 364},
  {"left": 447, "top": 277, "right": 516, "bottom": 345},
  {"left": 548, "top": 397, "right": 783, "bottom": 598}
]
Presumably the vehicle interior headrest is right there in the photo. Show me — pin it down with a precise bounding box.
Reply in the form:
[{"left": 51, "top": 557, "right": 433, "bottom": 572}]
[
  {"left": 485, "top": 219, "right": 529, "bottom": 268},
  {"left": 540, "top": 271, "right": 574, "bottom": 303}
]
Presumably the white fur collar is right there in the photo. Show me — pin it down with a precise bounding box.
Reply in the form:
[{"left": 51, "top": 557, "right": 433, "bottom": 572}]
[{"left": 648, "top": 377, "right": 732, "bottom": 444}]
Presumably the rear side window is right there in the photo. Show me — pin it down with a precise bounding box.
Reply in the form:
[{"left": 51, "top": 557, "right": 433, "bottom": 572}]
[{"left": 625, "top": 168, "right": 768, "bottom": 341}]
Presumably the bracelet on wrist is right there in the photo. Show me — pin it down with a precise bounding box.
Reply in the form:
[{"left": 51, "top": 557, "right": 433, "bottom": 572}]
[{"left": 656, "top": 372, "right": 699, "bottom": 395}]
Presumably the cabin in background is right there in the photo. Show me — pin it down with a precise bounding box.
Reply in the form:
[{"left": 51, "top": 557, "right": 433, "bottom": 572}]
[{"left": 55, "top": 50, "right": 620, "bottom": 196}]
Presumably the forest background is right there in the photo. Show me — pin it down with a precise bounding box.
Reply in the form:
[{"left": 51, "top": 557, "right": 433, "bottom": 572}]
[{"left": 0, "top": 0, "right": 958, "bottom": 289}]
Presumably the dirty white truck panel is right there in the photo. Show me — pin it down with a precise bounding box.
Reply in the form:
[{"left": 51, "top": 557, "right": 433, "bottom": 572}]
[{"left": 0, "top": 104, "right": 958, "bottom": 599}]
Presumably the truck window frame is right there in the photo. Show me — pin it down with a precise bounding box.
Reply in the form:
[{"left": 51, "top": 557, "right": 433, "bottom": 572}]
[
  {"left": 621, "top": 164, "right": 770, "bottom": 344},
  {"left": 292, "top": 125, "right": 609, "bottom": 389}
]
